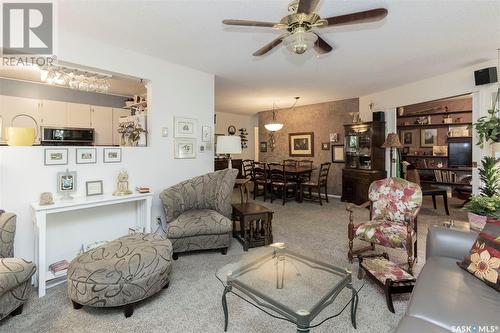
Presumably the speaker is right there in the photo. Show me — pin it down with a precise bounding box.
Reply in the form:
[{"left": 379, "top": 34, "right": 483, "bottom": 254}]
[
  {"left": 373, "top": 111, "right": 385, "bottom": 122},
  {"left": 474, "top": 67, "right": 497, "bottom": 86}
]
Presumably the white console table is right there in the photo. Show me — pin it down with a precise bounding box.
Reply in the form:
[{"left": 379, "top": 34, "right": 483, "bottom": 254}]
[{"left": 31, "top": 192, "right": 153, "bottom": 298}]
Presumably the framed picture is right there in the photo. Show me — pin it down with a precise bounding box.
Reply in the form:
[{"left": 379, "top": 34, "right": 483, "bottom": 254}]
[
  {"left": 201, "top": 126, "right": 211, "bottom": 142},
  {"left": 433, "top": 145, "right": 448, "bottom": 156},
  {"left": 44, "top": 148, "right": 68, "bottom": 166},
  {"left": 76, "top": 148, "right": 96, "bottom": 164},
  {"left": 174, "top": 139, "right": 197, "bottom": 159},
  {"left": 259, "top": 142, "right": 267, "bottom": 153},
  {"left": 174, "top": 117, "right": 198, "bottom": 138},
  {"left": 331, "top": 144, "right": 345, "bottom": 163},
  {"left": 420, "top": 128, "right": 438, "bottom": 147},
  {"left": 86, "top": 180, "right": 103, "bottom": 196},
  {"left": 289, "top": 132, "right": 314, "bottom": 157},
  {"left": 103, "top": 148, "right": 122, "bottom": 163},
  {"left": 402, "top": 147, "right": 410, "bottom": 155},
  {"left": 57, "top": 170, "right": 77, "bottom": 199},
  {"left": 400, "top": 129, "right": 417, "bottom": 146},
  {"left": 321, "top": 142, "right": 330, "bottom": 150},
  {"left": 330, "top": 133, "right": 340, "bottom": 143}
]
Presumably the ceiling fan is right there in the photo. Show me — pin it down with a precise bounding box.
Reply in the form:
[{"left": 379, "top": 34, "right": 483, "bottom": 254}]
[{"left": 223, "top": 0, "right": 388, "bottom": 56}]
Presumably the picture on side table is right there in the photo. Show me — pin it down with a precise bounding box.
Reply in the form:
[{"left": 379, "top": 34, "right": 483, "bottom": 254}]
[
  {"left": 76, "top": 148, "right": 97, "bottom": 164},
  {"left": 174, "top": 139, "right": 197, "bottom": 159},
  {"left": 86, "top": 180, "right": 103, "bottom": 196},
  {"left": 103, "top": 148, "right": 122, "bottom": 163},
  {"left": 289, "top": 132, "right": 314, "bottom": 157},
  {"left": 174, "top": 117, "right": 198, "bottom": 138},
  {"left": 57, "top": 169, "right": 77, "bottom": 199},
  {"left": 44, "top": 148, "right": 68, "bottom": 166},
  {"left": 420, "top": 128, "right": 438, "bottom": 147}
]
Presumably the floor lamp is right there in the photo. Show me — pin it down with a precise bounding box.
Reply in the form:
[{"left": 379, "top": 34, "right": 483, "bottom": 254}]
[
  {"left": 216, "top": 135, "right": 242, "bottom": 169},
  {"left": 382, "top": 133, "right": 403, "bottom": 178}
]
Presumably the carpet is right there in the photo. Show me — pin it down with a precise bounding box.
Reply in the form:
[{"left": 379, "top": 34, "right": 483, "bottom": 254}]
[{"left": 0, "top": 194, "right": 467, "bottom": 333}]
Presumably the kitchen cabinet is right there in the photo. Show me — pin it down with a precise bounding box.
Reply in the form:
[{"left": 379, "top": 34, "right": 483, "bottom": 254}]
[
  {"left": 112, "top": 108, "right": 130, "bottom": 145},
  {"left": 40, "top": 100, "right": 67, "bottom": 127},
  {"left": 67, "top": 103, "right": 91, "bottom": 128},
  {"left": 1, "top": 95, "right": 41, "bottom": 142},
  {"left": 92, "top": 106, "right": 113, "bottom": 145}
]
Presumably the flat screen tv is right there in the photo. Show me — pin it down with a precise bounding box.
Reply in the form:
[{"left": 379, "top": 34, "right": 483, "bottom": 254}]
[{"left": 448, "top": 140, "right": 472, "bottom": 167}]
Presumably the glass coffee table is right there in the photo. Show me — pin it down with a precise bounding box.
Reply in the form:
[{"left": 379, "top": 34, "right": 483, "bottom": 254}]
[{"left": 217, "top": 244, "right": 361, "bottom": 332}]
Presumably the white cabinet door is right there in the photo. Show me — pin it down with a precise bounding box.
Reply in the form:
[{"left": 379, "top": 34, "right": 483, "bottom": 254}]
[
  {"left": 67, "top": 103, "right": 91, "bottom": 128},
  {"left": 40, "top": 100, "right": 67, "bottom": 127},
  {"left": 112, "top": 108, "right": 130, "bottom": 146},
  {"left": 1, "top": 95, "right": 41, "bottom": 142},
  {"left": 92, "top": 106, "right": 113, "bottom": 145}
]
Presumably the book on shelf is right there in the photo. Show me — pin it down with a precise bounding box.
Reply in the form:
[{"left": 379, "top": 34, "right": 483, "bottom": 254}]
[
  {"left": 135, "top": 186, "right": 150, "bottom": 193},
  {"left": 49, "top": 259, "right": 69, "bottom": 274}
]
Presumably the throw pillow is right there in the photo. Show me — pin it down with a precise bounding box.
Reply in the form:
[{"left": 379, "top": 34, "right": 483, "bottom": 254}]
[{"left": 458, "top": 219, "right": 500, "bottom": 291}]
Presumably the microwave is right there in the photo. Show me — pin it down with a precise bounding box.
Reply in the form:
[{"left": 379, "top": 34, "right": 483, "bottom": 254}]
[{"left": 41, "top": 127, "right": 94, "bottom": 146}]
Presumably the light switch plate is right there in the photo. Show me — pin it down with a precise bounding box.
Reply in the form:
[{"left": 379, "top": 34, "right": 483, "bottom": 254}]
[{"left": 161, "top": 127, "right": 168, "bottom": 137}]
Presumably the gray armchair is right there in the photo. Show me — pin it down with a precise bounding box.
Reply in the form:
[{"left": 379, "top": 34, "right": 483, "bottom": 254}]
[
  {"left": 160, "top": 169, "right": 238, "bottom": 259},
  {"left": 0, "top": 212, "right": 36, "bottom": 320}
]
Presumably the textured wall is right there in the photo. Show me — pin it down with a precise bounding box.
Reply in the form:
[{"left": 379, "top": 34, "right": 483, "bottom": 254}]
[{"left": 258, "top": 98, "right": 359, "bottom": 196}]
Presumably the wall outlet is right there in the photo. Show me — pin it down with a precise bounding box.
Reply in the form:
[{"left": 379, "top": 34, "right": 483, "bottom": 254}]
[{"left": 161, "top": 127, "right": 168, "bottom": 137}]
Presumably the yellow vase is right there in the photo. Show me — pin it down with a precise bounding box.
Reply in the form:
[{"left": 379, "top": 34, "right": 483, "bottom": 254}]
[{"left": 5, "top": 127, "right": 37, "bottom": 146}]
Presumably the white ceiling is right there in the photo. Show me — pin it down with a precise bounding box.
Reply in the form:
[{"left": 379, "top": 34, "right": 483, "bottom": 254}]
[{"left": 58, "top": 0, "right": 500, "bottom": 114}]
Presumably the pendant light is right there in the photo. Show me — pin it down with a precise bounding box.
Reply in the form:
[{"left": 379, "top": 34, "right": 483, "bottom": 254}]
[{"left": 264, "top": 103, "right": 284, "bottom": 132}]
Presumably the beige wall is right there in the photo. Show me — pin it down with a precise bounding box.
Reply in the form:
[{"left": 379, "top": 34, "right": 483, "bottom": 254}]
[
  {"left": 258, "top": 98, "right": 359, "bottom": 196},
  {"left": 215, "top": 111, "right": 258, "bottom": 160}
]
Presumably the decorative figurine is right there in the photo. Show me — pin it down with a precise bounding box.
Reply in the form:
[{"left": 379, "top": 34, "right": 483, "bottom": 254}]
[
  {"left": 39, "top": 192, "right": 54, "bottom": 205},
  {"left": 113, "top": 171, "right": 132, "bottom": 196}
]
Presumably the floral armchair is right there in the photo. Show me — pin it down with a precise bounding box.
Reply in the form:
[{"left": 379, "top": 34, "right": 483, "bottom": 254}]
[{"left": 346, "top": 178, "right": 422, "bottom": 273}]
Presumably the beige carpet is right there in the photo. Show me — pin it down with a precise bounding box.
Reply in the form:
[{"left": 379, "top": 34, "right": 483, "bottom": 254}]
[{"left": 0, "top": 194, "right": 467, "bottom": 333}]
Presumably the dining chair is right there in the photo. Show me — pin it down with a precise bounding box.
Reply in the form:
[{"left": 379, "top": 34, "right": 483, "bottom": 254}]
[
  {"left": 297, "top": 160, "right": 314, "bottom": 182},
  {"left": 252, "top": 162, "right": 269, "bottom": 201},
  {"left": 283, "top": 159, "right": 298, "bottom": 167},
  {"left": 299, "top": 162, "right": 331, "bottom": 205},
  {"left": 242, "top": 159, "right": 254, "bottom": 180},
  {"left": 268, "top": 162, "right": 297, "bottom": 205}
]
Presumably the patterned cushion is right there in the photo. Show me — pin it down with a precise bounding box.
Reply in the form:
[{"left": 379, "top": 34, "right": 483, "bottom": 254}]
[
  {"left": 361, "top": 257, "right": 414, "bottom": 283},
  {"left": 67, "top": 233, "right": 172, "bottom": 307},
  {"left": 354, "top": 221, "right": 414, "bottom": 249},
  {"left": 167, "top": 209, "right": 232, "bottom": 239},
  {"left": 458, "top": 220, "right": 500, "bottom": 291},
  {"left": 369, "top": 178, "right": 422, "bottom": 223}
]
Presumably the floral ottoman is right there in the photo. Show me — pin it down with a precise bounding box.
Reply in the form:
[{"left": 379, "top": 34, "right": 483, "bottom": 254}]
[
  {"left": 67, "top": 233, "right": 172, "bottom": 317},
  {"left": 358, "top": 253, "right": 415, "bottom": 313}
]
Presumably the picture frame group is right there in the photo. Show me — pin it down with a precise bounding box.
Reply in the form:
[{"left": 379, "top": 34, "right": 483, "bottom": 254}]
[{"left": 44, "top": 148, "right": 122, "bottom": 165}]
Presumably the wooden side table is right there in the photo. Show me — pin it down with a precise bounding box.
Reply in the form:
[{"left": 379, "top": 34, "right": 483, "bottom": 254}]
[{"left": 232, "top": 203, "right": 274, "bottom": 251}]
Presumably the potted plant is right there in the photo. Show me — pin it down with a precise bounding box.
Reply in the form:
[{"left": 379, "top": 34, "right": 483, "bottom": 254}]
[
  {"left": 478, "top": 156, "right": 500, "bottom": 196},
  {"left": 463, "top": 195, "right": 500, "bottom": 229},
  {"left": 471, "top": 88, "right": 500, "bottom": 148},
  {"left": 117, "top": 122, "right": 146, "bottom": 146}
]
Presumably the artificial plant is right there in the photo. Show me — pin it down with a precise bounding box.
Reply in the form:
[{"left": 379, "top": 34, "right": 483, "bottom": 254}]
[{"left": 478, "top": 156, "right": 500, "bottom": 196}]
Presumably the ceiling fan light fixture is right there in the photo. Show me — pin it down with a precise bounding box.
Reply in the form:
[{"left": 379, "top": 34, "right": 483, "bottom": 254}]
[{"left": 283, "top": 29, "right": 317, "bottom": 54}]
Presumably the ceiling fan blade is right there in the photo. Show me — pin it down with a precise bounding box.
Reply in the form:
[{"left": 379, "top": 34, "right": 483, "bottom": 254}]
[
  {"left": 253, "top": 34, "right": 288, "bottom": 56},
  {"left": 314, "top": 34, "right": 333, "bottom": 54},
  {"left": 324, "top": 8, "right": 388, "bottom": 26},
  {"left": 297, "top": 0, "right": 320, "bottom": 14},
  {"left": 222, "top": 19, "right": 277, "bottom": 28}
]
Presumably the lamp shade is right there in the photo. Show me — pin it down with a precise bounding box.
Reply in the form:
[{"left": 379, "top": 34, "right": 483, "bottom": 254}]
[
  {"left": 382, "top": 133, "right": 403, "bottom": 149},
  {"left": 264, "top": 123, "right": 284, "bottom": 132},
  {"left": 216, "top": 136, "right": 242, "bottom": 154}
]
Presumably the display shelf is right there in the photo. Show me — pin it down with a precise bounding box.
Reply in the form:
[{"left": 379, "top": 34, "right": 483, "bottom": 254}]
[
  {"left": 402, "top": 155, "right": 448, "bottom": 159},
  {"left": 397, "top": 110, "right": 472, "bottom": 118},
  {"left": 416, "top": 167, "right": 472, "bottom": 172},
  {"left": 397, "top": 122, "right": 472, "bottom": 129}
]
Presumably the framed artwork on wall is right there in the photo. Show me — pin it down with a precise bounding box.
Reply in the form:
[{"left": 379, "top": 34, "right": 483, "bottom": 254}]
[
  {"left": 331, "top": 144, "right": 345, "bottom": 163},
  {"left": 103, "top": 148, "right": 122, "bottom": 163},
  {"left": 44, "top": 148, "right": 68, "bottom": 166},
  {"left": 321, "top": 142, "right": 330, "bottom": 150},
  {"left": 259, "top": 142, "right": 267, "bottom": 153},
  {"left": 201, "top": 126, "right": 211, "bottom": 142},
  {"left": 174, "top": 117, "right": 198, "bottom": 138},
  {"left": 289, "top": 132, "right": 314, "bottom": 157},
  {"left": 400, "top": 129, "right": 417, "bottom": 146},
  {"left": 420, "top": 128, "right": 438, "bottom": 147},
  {"left": 174, "top": 139, "right": 197, "bottom": 159},
  {"left": 76, "top": 148, "right": 97, "bottom": 164}
]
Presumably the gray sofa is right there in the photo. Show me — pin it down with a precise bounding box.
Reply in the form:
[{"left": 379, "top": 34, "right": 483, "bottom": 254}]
[
  {"left": 395, "top": 225, "right": 499, "bottom": 332},
  {"left": 160, "top": 169, "right": 238, "bottom": 259},
  {"left": 0, "top": 212, "right": 36, "bottom": 320}
]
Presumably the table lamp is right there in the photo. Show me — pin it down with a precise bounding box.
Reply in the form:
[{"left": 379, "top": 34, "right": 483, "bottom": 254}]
[
  {"left": 382, "top": 133, "right": 403, "bottom": 177},
  {"left": 216, "top": 136, "right": 242, "bottom": 169}
]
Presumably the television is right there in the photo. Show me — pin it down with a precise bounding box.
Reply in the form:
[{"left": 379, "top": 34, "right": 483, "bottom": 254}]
[{"left": 448, "top": 139, "right": 472, "bottom": 167}]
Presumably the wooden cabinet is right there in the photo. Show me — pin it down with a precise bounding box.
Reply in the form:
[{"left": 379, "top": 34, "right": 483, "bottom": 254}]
[
  {"left": 112, "top": 108, "right": 130, "bottom": 145},
  {"left": 342, "top": 169, "right": 386, "bottom": 204},
  {"left": 1, "top": 95, "right": 41, "bottom": 142},
  {"left": 215, "top": 158, "right": 244, "bottom": 178},
  {"left": 92, "top": 106, "right": 113, "bottom": 145},
  {"left": 67, "top": 103, "right": 91, "bottom": 128},
  {"left": 40, "top": 100, "right": 67, "bottom": 127}
]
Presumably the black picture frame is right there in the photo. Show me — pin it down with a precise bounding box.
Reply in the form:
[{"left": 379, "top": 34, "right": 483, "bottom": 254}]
[
  {"left": 331, "top": 144, "right": 345, "bottom": 163},
  {"left": 259, "top": 142, "right": 267, "bottom": 153}
]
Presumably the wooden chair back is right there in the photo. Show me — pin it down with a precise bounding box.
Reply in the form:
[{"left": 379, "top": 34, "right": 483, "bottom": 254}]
[
  {"left": 268, "top": 162, "right": 286, "bottom": 184},
  {"left": 405, "top": 166, "right": 421, "bottom": 186},
  {"left": 252, "top": 161, "right": 267, "bottom": 182},
  {"left": 283, "top": 159, "right": 297, "bottom": 167},
  {"left": 297, "top": 160, "right": 313, "bottom": 169},
  {"left": 317, "top": 162, "right": 331, "bottom": 186},
  {"left": 242, "top": 159, "right": 254, "bottom": 179}
]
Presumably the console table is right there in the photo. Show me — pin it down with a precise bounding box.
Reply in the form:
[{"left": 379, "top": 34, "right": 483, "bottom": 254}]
[{"left": 31, "top": 192, "right": 153, "bottom": 297}]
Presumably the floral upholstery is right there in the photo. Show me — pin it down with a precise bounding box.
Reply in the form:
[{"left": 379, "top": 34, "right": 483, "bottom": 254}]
[
  {"left": 369, "top": 177, "right": 422, "bottom": 224},
  {"left": 361, "top": 257, "right": 415, "bottom": 283},
  {"left": 160, "top": 169, "right": 238, "bottom": 254},
  {"left": 354, "top": 221, "right": 415, "bottom": 249},
  {"left": 0, "top": 213, "right": 36, "bottom": 320}
]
